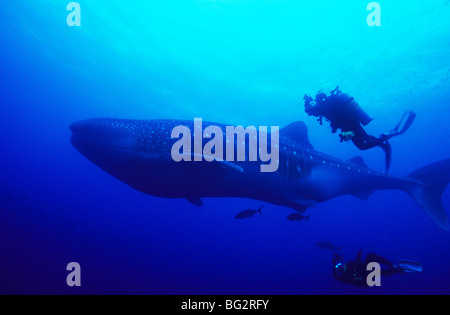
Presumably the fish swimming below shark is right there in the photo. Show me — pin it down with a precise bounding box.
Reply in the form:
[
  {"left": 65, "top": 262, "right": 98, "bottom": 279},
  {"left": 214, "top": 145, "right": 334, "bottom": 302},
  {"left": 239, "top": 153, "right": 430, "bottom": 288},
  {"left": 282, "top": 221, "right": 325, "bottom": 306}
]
[
  {"left": 70, "top": 118, "right": 450, "bottom": 231},
  {"left": 287, "top": 213, "right": 310, "bottom": 222},
  {"left": 235, "top": 206, "right": 264, "bottom": 220}
]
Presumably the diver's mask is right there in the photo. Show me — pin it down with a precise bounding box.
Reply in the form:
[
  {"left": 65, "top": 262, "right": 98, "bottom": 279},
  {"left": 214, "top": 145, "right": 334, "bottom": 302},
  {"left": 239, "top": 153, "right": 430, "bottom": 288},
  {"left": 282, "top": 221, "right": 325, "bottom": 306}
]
[
  {"left": 315, "top": 92, "right": 328, "bottom": 105},
  {"left": 335, "top": 262, "right": 347, "bottom": 275}
]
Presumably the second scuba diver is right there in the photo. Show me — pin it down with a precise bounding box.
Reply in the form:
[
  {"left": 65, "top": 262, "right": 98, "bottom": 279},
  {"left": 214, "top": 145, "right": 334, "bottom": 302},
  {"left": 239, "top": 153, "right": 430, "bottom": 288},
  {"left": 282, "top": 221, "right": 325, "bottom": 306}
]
[{"left": 332, "top": 250, "right": 423, "bottom": 288}]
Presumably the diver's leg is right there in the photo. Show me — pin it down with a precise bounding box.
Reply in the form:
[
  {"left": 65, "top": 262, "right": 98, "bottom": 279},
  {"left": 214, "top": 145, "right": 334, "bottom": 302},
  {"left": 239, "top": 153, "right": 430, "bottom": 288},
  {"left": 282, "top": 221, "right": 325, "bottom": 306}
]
[
  {"left": 365, "top": 253, "right": 394, "bottom": 266},
  {"left": 353, "top": 137, "right": 391, "bottom": 173},
  {"left": 351, "top": 125, "right": 392, "bottom": 172},
  {"left": 365, "top": 253, "right": 401, "bottom": 276},
  {"left": 352, "top": 134, "right": 381, "bottom": 151},
  {"left": 350, "top": 126, "right": 378, "bottom": 150}
]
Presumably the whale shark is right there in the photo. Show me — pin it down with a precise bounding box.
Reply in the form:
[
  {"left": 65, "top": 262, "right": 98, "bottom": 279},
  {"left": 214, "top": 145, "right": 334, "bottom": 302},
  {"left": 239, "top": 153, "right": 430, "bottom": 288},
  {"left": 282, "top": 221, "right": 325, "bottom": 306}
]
[{"left": 70, "top": 118, "right": 450, "bottom": 230}]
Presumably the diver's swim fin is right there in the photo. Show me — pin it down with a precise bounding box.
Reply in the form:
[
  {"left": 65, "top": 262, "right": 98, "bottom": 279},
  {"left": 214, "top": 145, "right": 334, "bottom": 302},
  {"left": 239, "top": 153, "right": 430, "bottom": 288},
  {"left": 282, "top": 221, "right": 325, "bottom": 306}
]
[
  {"left": 380, "top": 142, "right": 392, "bottom": 175},
  {"left": 381, "top": 111, "right": 415, "bottom": 175},
  {"left": 384, "top": 111, "right": 417, "bottom": 139},
  {"left": 393, "top": 110, "right": 416, "bottom": 135},
  {"left": 397, "top": 260, "right": 423, "bottom": 273}
]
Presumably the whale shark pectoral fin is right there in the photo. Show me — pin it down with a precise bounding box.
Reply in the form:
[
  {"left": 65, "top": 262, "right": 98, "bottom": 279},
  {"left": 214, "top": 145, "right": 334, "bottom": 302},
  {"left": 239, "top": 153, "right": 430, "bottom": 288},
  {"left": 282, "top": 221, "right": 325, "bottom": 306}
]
[
  {"left": 291, "top": 204, "right": 309, "bottom": 213},
  {"left": 352, "top": 190, "right": 375, "bottom": 201},
  {"left": 201, "top": 154, "right": 244, "bottom": 173},
  {"left": 289, "top": 199, "right": 317, "bottom": 213},
  {"left": 295, "top": 198, "right": 317, "bottom": 207},
  {"left": 186, "top": 197, "right": 203, "bottom": 207},
  {"left": 182, "top": 153, "right": 244, "bottom": 173},
  {"left": 217, "top": 160, "right": 244, "bottom": 173}
]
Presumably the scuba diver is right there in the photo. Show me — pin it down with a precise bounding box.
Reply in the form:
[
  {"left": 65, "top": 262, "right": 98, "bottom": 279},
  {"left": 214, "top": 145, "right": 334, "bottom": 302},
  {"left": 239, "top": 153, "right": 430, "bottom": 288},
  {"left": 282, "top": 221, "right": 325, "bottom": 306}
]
[
  {"left": 304, "top": 87, "right": 416, "bottom": 173},
  {"left": 332, "top": 250, "right": 423, "bottom": 288}
]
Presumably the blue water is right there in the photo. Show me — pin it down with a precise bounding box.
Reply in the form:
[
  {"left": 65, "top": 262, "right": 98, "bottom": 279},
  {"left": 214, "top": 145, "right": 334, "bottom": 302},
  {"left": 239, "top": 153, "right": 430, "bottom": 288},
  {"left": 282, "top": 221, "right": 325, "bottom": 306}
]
[{"left": 1, "top": 0, "right": 450, "bottom": 295}]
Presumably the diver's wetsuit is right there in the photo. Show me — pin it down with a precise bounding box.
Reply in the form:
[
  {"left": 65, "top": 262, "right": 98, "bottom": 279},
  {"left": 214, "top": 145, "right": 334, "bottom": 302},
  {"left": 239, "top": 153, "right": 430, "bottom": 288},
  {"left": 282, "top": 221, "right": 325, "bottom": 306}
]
[
  {"left": 332, "top": 250, "right": 401, "bottom": 287},
  {"left": 340, "top": 123, "right": 392, "bottom": 171}
]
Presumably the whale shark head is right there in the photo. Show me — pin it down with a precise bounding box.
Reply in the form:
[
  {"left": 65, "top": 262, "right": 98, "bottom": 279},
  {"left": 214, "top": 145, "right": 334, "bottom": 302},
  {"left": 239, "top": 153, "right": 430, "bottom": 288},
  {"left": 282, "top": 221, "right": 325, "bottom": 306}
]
[
  {"left": 70, "top": 118, "right": 182, "bottom": 195},
  {"left": 70, "top": 118, "right": 178, "bottom": 158},
  {"left": 70, "top": 119, "right": 202, "bottom": 197},
  {"left": 71, "top": 119, "right": 144, "bottom": 164}
]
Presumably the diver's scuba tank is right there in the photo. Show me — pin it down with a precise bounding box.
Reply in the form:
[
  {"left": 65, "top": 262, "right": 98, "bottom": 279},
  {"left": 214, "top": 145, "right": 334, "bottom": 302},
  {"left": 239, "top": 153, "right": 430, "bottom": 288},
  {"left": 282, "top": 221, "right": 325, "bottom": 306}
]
[
  {"left": 348, "top": 98, "right": 374, "bottom": 126},
  {"left": 331, "top": 87, "right": 374, "bottom": 126},
  {"left": 305, "top": 87, "right": 374, "bottom": 127}
]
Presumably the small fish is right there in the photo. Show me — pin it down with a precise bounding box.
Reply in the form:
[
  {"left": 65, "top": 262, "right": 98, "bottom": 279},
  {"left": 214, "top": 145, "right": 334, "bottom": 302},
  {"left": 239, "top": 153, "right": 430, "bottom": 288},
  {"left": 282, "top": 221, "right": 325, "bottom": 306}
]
[
  {"left": 287, "top": 213, "right": 310, "bottom": 222},
  {"left": 315, "top": 241, "right": 342, "bottom": 252},
  {"left": 235, "top": 206, "right": 263, "bottom": 220}
]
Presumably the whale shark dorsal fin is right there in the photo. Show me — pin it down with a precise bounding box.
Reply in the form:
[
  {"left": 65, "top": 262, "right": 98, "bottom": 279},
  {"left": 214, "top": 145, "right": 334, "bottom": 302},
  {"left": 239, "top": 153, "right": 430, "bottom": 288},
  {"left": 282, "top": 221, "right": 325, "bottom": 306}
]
[
  {"left": 348, "top": 156, "right": 368, "bottom": 169},
  {"left": 281, "top": 121, "right": 314, "bottom": 149},
  {"left": 352, "top": 191, "right": 375, "bottom": 201}
]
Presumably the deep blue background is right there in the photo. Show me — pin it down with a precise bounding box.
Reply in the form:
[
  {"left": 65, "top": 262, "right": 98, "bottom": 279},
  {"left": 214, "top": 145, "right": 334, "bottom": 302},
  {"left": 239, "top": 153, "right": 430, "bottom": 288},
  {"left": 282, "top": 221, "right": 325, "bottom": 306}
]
[{"left": 0, "top": 0, "right": 449, "bottom": 294}]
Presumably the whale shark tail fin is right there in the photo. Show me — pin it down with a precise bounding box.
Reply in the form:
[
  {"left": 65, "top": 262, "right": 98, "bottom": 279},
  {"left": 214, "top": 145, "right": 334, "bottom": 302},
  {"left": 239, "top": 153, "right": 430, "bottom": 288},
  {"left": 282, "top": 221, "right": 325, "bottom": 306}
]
[{"left": 406, "top": 159, "right": 450, "bottom": 231}]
